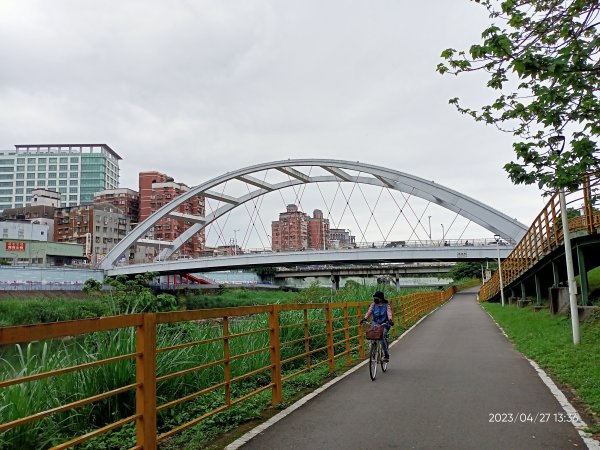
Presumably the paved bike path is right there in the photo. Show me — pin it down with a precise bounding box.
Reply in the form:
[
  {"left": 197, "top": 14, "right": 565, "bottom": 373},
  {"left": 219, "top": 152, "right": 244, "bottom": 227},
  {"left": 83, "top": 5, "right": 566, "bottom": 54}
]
[{"left": 238, "top": 290, "right": 587, "bottom": 449}]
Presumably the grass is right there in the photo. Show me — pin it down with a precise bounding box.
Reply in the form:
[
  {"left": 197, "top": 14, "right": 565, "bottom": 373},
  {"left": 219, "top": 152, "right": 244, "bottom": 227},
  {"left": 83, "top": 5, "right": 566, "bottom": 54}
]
[{"left": 483, "top": 303, "right": 600, "bottom": 435}]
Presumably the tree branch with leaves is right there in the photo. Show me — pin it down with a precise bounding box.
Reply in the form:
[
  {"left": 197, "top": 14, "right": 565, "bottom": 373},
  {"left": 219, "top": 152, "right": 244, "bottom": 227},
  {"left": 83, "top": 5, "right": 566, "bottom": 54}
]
[{"left": 438, "top": 0, "right": 599, "bottom": 191}]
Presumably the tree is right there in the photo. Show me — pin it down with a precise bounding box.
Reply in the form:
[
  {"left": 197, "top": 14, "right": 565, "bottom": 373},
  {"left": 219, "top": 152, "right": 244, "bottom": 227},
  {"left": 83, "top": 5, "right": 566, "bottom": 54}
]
[
  {"left": 437, "top": 0, "right": 599, "bottom": 192},
  {"left": 449, "top": 262, "right": 482, "bottom": 281}
]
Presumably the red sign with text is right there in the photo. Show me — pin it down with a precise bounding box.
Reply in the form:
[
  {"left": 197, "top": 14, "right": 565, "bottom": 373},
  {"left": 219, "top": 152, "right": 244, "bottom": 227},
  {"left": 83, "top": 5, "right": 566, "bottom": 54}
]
[{"left": 5, "top": 242, "right": 26, "bottom": 252}]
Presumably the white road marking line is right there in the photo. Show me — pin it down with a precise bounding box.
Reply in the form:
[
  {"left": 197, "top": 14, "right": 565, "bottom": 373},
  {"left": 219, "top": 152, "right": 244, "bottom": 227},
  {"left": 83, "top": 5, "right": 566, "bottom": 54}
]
[{"left": 483, "top": 308, "right": 600, "bottom": 450}]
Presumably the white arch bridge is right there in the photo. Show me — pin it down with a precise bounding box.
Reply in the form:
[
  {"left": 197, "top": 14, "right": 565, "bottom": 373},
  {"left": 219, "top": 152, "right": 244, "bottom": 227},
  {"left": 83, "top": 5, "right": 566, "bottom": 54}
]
[{"left": 102, "top": 159, "right": 525, "bottom": 276}]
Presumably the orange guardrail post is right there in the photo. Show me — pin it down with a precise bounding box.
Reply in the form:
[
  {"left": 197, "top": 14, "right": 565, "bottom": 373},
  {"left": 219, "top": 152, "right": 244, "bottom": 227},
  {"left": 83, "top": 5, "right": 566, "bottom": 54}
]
[
  {"left": 269, "top": 305, "right": 282, "bottom": 405},
  {"left": 223, "top": 317, "right": 231, "bottom": 406},
  {"left": 357, "top": 304, "right": 365, "bottom": 359},
  {"left": 303, "top": 308, "right": 311, "bottom": 369},
  {"left": 136, "top": 313, "right": 157, "bottom": 450},
  {"left": 325, "top": 304, "right": 335, "bottom": 373},
  {"left": 343, "top": 305, "right": 351, "bottom": 366}
]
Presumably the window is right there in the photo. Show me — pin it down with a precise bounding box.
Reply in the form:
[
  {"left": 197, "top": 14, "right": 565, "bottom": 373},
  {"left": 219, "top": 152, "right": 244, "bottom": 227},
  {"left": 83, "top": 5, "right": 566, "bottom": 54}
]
[
  {"left": 16, "top": 173, "right": 24, "bottom": 179},
  {"left": 59, "top": 188, "right": 67, "bottom": 193},
  {"left": 38, "top": 158, "right": 46, "bottom": 163},
  {"left": 49, "top": 165, "right": 57, "bottom": 171},
  {"left": 26, "top": 181, "right": 35, "bottom": 186},
  {"left": 48, "top": 173, "right": 56, "bottom": 179},
  {"left": 70, "top": 165, "right": 78, "bottom": 171},
  {"left": 48, "top": 180, "right": 56, "bottom": 186},
  {"left": 70, "top": 172, "right": 78, "bottom": 179},
  {"left": 38, "top": 173, "right": 46, "bottom": 179},
  {"left": 69, "top": 195, "right": 77, "bottom": 201},
  {"left": 49, "top": 157, "right": 57, "bottom": 163},
  {"left": 96, "top": 226, "right": 100, "bottom": 232},
  {"left": 0, "top": 182, "right": 11, "bottom": 187},
  {"left": 37, "top": 180, "right": 46, "bottom": 186},
  {"left": 27, "top": 158, "right": 35, "bottom": 163},
  {"left": 59, "top": 180, "right": 67, "bottom": 186},
  {"left": 16, "top": 158, "right": 25, "bottom": 164},
  {"left": 0, "top": 175, "right": 13, "bottom": 179},
  {"left": 59, "top": 165, "right": 67, "bottom": 171},
  {"left": 26, "top": 173, "right": 35, "bottom": 179},
  {"left": 59, "top": 172, "right": 67, "bottom": 179},
  {"left": 71, "top": 157, "right": 79, "bottom": 163},
  {"left": 15, "top": 196, "right": 23, "bottom": 202},
  {"left": 69, "top": 187, "right": 77, "bottom": 193},
  {"left": 60, "top": 157, "right": 68, "bottom": 163},
  {"left": 70, "top": 180, "right": 78, "bottom": 185},
  {"left": 27, "top": 165, "right": 35, "bottom": 172},
  {"left": 16, "top": 166, "right": 24, "bottom": 171},
  {"left": 38, "top": 165, "right": 46, "bottom": 171},
  {"left": 15, "top": 188, "right": 23, "bottom": 194}
]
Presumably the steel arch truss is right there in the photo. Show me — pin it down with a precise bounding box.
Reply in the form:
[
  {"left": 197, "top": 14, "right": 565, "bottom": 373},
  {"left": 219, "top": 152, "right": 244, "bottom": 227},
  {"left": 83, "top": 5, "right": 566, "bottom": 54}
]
[{"left": 100, "top": 159, "right": 528, "bottom": 270}]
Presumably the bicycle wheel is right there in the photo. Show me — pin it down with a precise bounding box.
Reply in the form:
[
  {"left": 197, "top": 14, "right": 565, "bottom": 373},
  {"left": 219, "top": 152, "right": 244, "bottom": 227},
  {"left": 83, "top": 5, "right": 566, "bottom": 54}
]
[
  {"left": 369, "top": 341, "right": 378, "bottom": 380},
  {"left": 381, "top": 338, "right": 388, "bottom": 372}
]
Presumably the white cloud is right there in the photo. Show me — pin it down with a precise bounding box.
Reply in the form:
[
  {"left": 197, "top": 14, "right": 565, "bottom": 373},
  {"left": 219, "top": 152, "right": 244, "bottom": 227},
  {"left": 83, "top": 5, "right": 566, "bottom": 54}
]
[{"left": 0, "top": 0, "right": 547, "bottom": 246}]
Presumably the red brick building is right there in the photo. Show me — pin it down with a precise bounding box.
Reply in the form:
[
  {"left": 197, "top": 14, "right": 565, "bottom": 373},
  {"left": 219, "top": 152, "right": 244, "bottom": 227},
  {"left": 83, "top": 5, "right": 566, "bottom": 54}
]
[
  {"left": 138, "top": 171, "right": 205, "bottom": 258},
  {"left": 272, "top": 205, "right": 330, "bottom": 251},
  {"left": 307, "top": 209, "right": 330, "bottom": 250}
]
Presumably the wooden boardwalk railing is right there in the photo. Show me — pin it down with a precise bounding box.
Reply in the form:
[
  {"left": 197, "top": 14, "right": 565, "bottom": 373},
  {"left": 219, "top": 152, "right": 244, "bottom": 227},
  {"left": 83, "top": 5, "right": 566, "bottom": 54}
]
[
  {"left": 0, "top": 287, "right": 455, "bottom": 449},
  {"left": 479, "top": 175, "right": 600, "bottom": 302}
]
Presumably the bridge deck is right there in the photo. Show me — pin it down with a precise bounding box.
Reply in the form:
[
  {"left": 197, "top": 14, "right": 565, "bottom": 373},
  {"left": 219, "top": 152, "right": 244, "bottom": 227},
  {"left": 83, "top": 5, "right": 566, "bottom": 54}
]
[{"left": 234, "top": 290, "right": 585, "bottom": 449}]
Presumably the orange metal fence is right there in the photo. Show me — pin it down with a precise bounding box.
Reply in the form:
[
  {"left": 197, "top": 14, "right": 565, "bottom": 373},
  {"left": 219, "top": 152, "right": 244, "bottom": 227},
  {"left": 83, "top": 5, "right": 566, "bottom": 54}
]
[
  {"left": 0, "top": 288, "right": 455, "bottom": 449},
  {"left": 479, "top": 175, "right": 599, "bottom": 302}
]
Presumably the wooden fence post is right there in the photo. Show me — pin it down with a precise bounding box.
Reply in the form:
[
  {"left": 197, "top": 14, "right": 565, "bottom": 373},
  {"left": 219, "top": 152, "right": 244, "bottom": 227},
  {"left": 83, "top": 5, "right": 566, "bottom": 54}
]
[
  {"left": 136, "top": 313, "right": 157, "bottom": 450},
  {"left": 223, "top": 317, "right": 231, "bottom": 406},
  {"left": 269, "top": 305, "right": 282, "bottom": 405},
  {"left": 357, "top": 305, "right": 365, "bottom": 359},
  {"left": 303, "top": 308, "right": 311, "bottom": 369},
  {"left": 325, "top": 304, "right": 335, "bottom": 373},
  {"left": 343, "top": 306, "right": 351, "bottom": 366}
]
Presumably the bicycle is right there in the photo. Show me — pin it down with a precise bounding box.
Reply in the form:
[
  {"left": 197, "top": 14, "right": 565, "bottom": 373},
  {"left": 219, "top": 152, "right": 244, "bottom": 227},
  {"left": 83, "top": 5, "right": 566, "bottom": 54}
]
[{"left": 362, "top": 321, "right": 389, "bottom": 380}]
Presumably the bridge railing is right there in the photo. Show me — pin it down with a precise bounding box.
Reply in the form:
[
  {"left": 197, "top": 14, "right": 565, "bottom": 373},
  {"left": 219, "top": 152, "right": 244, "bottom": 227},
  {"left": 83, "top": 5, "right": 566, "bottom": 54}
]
[
  {"left": 479, "top": 175, "right": 600, "bottom": 302},
  {"left": 0, "top": 288, "right": 455, "bottom": 449}
]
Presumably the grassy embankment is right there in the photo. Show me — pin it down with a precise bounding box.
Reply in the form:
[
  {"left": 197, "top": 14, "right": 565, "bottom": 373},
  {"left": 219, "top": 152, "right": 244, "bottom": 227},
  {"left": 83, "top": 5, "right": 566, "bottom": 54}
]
[{"left": 483, "top": 302, "right": 600, "bottom": 435}]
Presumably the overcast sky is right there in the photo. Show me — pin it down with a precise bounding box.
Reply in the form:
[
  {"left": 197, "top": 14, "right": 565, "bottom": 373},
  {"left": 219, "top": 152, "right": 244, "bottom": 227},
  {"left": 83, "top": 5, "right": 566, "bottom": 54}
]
[{"left": 0, "top": 1, "right": 547, "bottom": 246}]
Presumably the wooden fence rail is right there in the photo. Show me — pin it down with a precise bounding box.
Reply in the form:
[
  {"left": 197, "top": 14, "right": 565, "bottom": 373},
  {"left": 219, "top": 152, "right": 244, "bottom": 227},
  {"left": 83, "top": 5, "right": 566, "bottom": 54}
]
[
  {"left": 479, "top": 175, "right": 600, "bottom": 302},
  {"left": 0, "top": 288, "right": 455, "bottom": 449}
]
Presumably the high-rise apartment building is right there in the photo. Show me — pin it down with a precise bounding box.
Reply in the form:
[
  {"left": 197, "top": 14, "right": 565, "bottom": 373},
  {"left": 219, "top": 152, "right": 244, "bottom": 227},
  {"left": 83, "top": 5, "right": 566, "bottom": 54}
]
[
  {"left": 307, "top": 209, "right": 330, "bottom": 250},
  {"left": 272, "top": 204, "right": 309, "bottom": 251},
  {"left": 94, "top": 188, "right": 140, "bottom": 228},
  {"left": 272, "top": 205, "right": 334, "bottom": 251},
  {"left": 54, "top": 203, "right": 128, "bottom": 262},
  {"left": 138, "top": 171, "right": 205, "bottom": 259},
  {"left": 0, "top": 144, "right": 121, "bottom": 211}
]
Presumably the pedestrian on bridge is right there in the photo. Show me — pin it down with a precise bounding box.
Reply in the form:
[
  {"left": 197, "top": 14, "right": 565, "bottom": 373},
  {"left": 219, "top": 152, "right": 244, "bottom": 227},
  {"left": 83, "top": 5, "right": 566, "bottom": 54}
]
[{"left": 361, "top": 291, "right": 393, "bottom": 361}]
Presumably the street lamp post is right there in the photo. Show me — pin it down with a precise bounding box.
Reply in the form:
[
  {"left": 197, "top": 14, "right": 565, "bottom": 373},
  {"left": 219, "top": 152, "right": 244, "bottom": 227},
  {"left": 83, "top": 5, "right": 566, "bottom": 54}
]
[
  {"left": 494, "top": 234, "right": 506, "bottom": 306},
  {"left": 441, "top": 224, "right": 445, "bottom": 243},
  {"left": 428, "top": 216, "right": 432, "bottom": 240},
  {"left": 233, "top": 229, "right": 239, "bottom": 255},
  {"left": 549, "top": 135, "right": 580, "bottom": 345}
]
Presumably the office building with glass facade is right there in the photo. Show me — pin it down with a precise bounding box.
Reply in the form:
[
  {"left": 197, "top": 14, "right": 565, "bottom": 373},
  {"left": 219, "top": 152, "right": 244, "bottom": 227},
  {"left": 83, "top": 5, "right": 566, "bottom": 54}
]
[{"left": 0, "top": 144, "right": 121, "bottom": 211}]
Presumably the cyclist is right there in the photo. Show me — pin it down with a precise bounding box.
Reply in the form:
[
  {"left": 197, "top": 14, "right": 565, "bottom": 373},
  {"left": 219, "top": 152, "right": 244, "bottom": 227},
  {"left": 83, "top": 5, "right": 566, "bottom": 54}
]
[{"left": 361, "top": 291, "right": 393, "bottom": 361}]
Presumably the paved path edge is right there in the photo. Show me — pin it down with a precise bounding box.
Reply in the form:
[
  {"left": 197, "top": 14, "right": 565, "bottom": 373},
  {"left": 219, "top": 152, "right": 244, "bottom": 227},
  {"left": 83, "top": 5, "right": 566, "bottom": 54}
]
[
  {"left": 224, "top": 299, "right": 451, "bottom": 449},
  {"left": 483, "top": 307, "right": 600, "bottom": 450}
]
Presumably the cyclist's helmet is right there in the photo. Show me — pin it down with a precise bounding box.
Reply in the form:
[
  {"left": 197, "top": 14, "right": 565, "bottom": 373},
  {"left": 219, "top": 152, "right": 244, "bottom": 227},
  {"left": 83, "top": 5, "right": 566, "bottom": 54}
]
[{"left": 373, "top": 291, "right": 385, "bottom": 303}]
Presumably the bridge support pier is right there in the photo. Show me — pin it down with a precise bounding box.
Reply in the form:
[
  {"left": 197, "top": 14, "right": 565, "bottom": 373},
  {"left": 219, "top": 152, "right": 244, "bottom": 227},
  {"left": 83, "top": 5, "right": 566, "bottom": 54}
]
[
  {"left": 331, "top": 274, "right": 340, "bottom": 291},
  {"left": 395, "top": 276, "right": 400, "bottom": 291},
  {"left": 534, "top": 273, "right": 542, "bottom": 305},
  {"left": 520, "top": 281, "right": 526, "bottom": 300},
  {"left": 577, "top": 247, "right": 589, "bottom": 306},
  {"left": 552, "top": 260, "right": 561, "bottom": 287}
]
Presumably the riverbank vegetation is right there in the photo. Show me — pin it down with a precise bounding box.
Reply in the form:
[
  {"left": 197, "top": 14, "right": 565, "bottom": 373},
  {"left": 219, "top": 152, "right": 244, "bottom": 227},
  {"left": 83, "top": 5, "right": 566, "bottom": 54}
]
[{"left": 0, "top": 276, "right": 445, "bottom": 449}]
